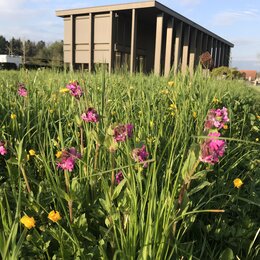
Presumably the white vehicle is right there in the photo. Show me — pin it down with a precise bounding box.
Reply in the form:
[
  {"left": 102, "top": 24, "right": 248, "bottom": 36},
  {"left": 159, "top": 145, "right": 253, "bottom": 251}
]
[{"left": 0, "top": 54, "right": 22, "bottom": 68}]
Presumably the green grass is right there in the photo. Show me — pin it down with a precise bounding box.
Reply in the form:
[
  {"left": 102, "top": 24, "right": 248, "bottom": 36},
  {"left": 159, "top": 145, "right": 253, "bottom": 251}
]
[{"left": 0, "top": 67, "right": 259, "bottom": 259}]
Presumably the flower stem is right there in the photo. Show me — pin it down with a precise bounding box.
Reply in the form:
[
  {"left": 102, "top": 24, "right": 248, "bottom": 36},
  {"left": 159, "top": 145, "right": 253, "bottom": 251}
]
[
  {"left": 20, "top": 166, "right": 31, "bottom": 193},
  {"left": 64, "top": 170, "right": 73, "bottom": 223}
]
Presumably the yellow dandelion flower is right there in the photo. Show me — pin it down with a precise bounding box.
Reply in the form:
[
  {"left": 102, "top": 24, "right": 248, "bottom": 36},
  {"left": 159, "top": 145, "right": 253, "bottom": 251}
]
[
  {"left": 49, "top": 109, "right": 54, "bottom": 114},
  {"left": 168, "top": 81, "right": 174, "bottom": 87},
  {"left": 212, "top": 97, "right": 219, "bottom": 104},
  {"left": 149, "top": 121, "right": 154, "bottom": 128},
  {"left": 233, "top": 178, "right": 243, "bottom": 189},
  {"left": 256, "top": 138, "right": 259, "bottom": 142},
  {"left": 56, "top": 151, "right": 62, "bottom": 158},
  {"left": 48, "top": 210, "right": 62, "bottom": 222},
  {"left": 160, "top": 89, "right": 169, "bottom": 95},
  {"left": 20, "top": 215, "right": 36, "bottom": 229},
  {"left": 193, "top": 111, "right": 197, "bottom": 118},
  {"left": 59, "top": 88, "right": 70, "bottom": 93},
  {"left": 169, "top": 103, "right": 177, "bottom": 110},
  {"left": 171, "top": 112, "right": 175, "bottom": 117},
  {"left": 11, "top": 113, "right": 17, "bottom": 120},
  {"left": 29, "top": 149, "right": 36, "bottom": 156},
  {"left": 223, "top": 124, "right": 228, "bottom": 130}
]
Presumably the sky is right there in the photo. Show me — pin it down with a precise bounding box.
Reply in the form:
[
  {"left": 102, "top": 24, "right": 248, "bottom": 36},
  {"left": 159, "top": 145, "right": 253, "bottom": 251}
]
[{"left": 0, "top": 0, "right": 259, "bottom": 71}]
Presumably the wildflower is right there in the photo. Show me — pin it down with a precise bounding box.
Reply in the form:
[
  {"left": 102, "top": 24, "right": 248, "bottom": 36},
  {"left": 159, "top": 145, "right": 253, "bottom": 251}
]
[
  {"left": 29, "top": 149, "right": 36, "bottom": 156},
  {"left": 20, "top": 215, "right": 35, "bottom": 229},
  {"left": 200, "top": 132, "right": 226, "bottom": 165},
  {"left": 113, "top": 124, "right": 133, "bottom": 142},
  {"left": 256, "top": 138, "right": 259, "bottom": 142},
  {"left": 212, "top": 97, "right": 219, "bottom": 104},
  {"left": 59, "top": 88, "right": 70, "bottom": 93},
  {"left": 0, "top": 141, "right": 7, "bottom": 155},
  {"left": 193, "top": 111, "right": 197, "bottom": 118},
  {"left": 56, "top": 151, "right": 63, "bottom": 158},
  {"left": 233, "top": 178, "right": 243, "bottom": 189},
  {"left": 160, "top": 89, "right": 169, "bottom": 95},
  {"left": 204, "top": 107, "right": 229, "bottom": 130},
  {"left": 48, "top": 210, "right": 62, "bottom": 222},
  {"left": 57, "top": 147, "right": 81, "bottom": 172},
  {"left": 169, "top": 103, "right": 177, "bottom": 110},
  {"left": 81, "top": 108, "right": 99, "bottom": 123},
  {"left": 256, "top": 115, "right": 260, "bottom": 120},
  {"left": 11, "top": 113, "right": 16, "bottom": 120},
  {"left": 18, "top": 83, "right": 28, "bottom": 97},
  {"left": 66, "top": 81, "right": 83, "bottom": 99},
  {"left": 168, "top": 81, "right": 174, "bottom": 87},
  {"left": 115, "top": 171, "right": 124, "bottom": 184},
  {"left": 223, "top": 124, "right": 228, "bottom": 130},
  {"left": 132, "top": 145, "right": 149, "bottom": 168}
]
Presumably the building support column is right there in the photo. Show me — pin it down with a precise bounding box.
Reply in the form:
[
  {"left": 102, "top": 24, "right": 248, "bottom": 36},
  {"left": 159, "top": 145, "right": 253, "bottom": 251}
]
[
  {"left": 211, "top": 38, "right": 217, "bottom": 68},
  {"left": 70, "top": 14, "right": 75, "bottom": 71},
  {"left": 130, "top": 9, "right": 137, "bottom": 74},
  {"left": 226, "top": 46, "right": 231, "bottom": 67},
  {"left": 189, "top": 28, "right": 197, "bottom": 75},
  {"left": 202, "top": 34, "right": 208, "bottom": 53},
  {"left": 216, "top": 41, "right": 221, "bottom": 67},
  {"left": 207, "top": 36, "right": 213, "bottom": 56},
  {"left": 154, "top": 13, "right": 164, "bottom": 75},
  {"left": 109, "top": 11, "right": 114, "bottom": 74},
  {"left": 220, "top": 43, "right": 225, "bottom": 67},
  {"left": 88, "top": 13, "right": 93, "bottom": 72},
  {"left": 174, "top": 21, "right": 183, "bottom": 74},
  {"left": 181, "top": 24, "right": 190, "bottom": 74},
  {"left": 164, "top": 17, "right": 174, "bottom": 77},
  {"left": 195, "top": 31, "right": 203, "bottom": 67}
]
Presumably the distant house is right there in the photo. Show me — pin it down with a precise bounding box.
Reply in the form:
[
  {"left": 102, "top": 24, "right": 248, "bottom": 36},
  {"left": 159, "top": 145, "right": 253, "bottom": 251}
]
[
  {"left": 0, "top": 54, "right": 22, "bottom": 69},
  {"left": 239, "top": 70, "right": 257, "bottom": 81}
]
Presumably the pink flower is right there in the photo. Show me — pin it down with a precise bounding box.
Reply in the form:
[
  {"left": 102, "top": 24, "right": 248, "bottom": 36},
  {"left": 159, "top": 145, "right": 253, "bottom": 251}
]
[
  {"left": 0, "top": 141, "right": 7, "bottom": 155},
  {"left": 66, "top": 81, "right": 83, "bottom": 99},
  {"left": 81, "top": 108, "right": 99, "bottom": 123},
  {"left": 204, "top": 107, "right": 229, "bottom": 130},
  {"left": 200, "top": 132, "right": 226, "bottom": 165},
  {"left": 57, "top": 147, "right": 81, "bottom": 172},
  {"left": 132, "top": 145, "right": 149, "bottom": 167},
  {"left": 115, "top": 171, "right": 124, "bottom": 184},
  {"left": 113, "top": 124, "right": 133, "bottom": 142},
  {"left": 17, "top": 83, "right": 27, "bottom": 97}
]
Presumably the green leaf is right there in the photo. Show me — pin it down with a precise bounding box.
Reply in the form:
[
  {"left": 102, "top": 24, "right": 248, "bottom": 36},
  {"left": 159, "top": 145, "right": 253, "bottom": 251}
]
[
  {"left": 189, "top": 181, "right": 211, "bottom": 196},
  {"left": 219, "top": 248, "right": 234, "bottom": 260},
  {"left": 112, "top": 179, "right": 126, "bottom": 200}
]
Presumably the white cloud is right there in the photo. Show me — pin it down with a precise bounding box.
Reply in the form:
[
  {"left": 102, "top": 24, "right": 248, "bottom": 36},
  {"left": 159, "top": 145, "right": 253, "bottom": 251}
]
[{"left": 213, "top": 9, "right": 260, "bottom": 26}]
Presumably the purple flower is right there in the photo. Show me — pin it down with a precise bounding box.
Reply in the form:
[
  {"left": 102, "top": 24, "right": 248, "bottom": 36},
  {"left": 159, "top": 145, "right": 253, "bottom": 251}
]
[
  {"left": 200, "top": 132, "right": 226, "bottom": 165},
  {"left": 115, "top": 171, "right": 124, "bottom": 184},
  {"left": 66, "top": 81, "right": 83, "bottom": 99},
  {"left": 81, "top": 108, "right": 99, "bottom": 123},
  {"left": 204, "top": 107, "right": 229, "bottom": 130},
  {"left": 132, "top": 145, "right": 149, "bottom": 167},
  {"left": 0, "top": 141, "right": 7, "bottom": 155},
  {"left": 57, "top": 147, "right": 81, "bottom": 172},
  {"left": 18, "top": 83, "right": 27, "bottom": 97},
  {"left": 113, "top": 124, "right": 133, "bottom": 142}
]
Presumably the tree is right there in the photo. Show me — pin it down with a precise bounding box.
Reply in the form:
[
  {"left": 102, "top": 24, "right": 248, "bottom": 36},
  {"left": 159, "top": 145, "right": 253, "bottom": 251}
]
[{"left": 0, "top": 35, "right": 8, "bottom": 54}]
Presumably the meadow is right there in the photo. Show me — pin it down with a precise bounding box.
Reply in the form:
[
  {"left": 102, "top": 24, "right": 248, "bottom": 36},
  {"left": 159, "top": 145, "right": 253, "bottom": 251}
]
[{"left": 0, "top": 68, "right": 259, "bottom": 259}]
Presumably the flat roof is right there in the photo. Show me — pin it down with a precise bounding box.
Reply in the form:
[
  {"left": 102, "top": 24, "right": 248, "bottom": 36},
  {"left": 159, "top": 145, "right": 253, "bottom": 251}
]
[{"left": 56, "top": 0, "right": 234, "bottom": 47}]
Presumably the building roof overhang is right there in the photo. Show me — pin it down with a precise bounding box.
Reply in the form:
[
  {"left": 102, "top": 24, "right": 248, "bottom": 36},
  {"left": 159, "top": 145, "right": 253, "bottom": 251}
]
[{"left": 56, "top": 0, "right": 234, "bottom": 47}]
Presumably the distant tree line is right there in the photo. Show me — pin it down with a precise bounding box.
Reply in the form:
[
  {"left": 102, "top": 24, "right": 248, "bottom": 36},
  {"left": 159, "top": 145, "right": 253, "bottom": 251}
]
[{"left": 0, "top": 35, "right": 63, "bottom": 68}]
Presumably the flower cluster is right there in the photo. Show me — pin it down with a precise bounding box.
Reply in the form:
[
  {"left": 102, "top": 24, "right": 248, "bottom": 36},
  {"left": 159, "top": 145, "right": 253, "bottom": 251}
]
[
  {"left": 204, "top": 107, "right": 229, "bottom": 130},
  {"left": 0, "top": 141, "right": 7, "bottom": 155},
  {"left": 200, "top": 132, "right": 226, "bottom": 165},
  {"left": 57, "top": 147, "right": 81, "bottom": 172},
  {"left": 18, "top": 83, "right": 28, "bottom": 97},
  {"left": 115, "top": 171, "right": 124, "bottom": 184},
  {"left": 132, "top": 145, "right": 149, "bottom": 168},
  {"left": 200, "top": 107, "right": 229, "bottom": 165},
  {"left": 20, "top": 210, "right": 62, "bottom": 229},
  {"left": 81, "top": 108, "right": 99, "bottom": 123},
  {"left": 113, "top": 124, "right": 133, "bottom": 142},
  {"left": 66, "top": 81, "right": 83, "bottom": 99}
]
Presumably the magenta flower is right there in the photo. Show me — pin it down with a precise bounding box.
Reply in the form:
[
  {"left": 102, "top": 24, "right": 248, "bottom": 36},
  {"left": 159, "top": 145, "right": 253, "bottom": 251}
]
[
  {"left": 113, "top": 124, "right": 133, "bottom": 142},
  {"left": 81, "top": 108, "right": 99, "bottom": 123},
  {"left": 17, "top": 83, "right": 28, "bottom": 97},
  {"left": 132, "top": 145, "right": 149, "bottom": 167},
  {"left": 57, "top": 147, "right": 81, "bottom": 172},
  {"left": 66, "top": 81, "right": 83, "bottom": 99},
  {"left": 200, "top": 132, "right": 226, "bottom": 165},
  {"left": 0, "top": 141, "right": 7, "bottom": 155},
  {"left": 204, "top": 107, "right": 229, "bottom": 130},
  {"left": 115, "top": 171, "right": 124, "bottom": 184}
]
